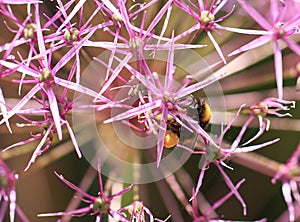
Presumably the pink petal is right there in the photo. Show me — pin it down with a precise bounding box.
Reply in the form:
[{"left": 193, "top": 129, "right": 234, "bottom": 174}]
[
  {"left": 282, "top": 182, "right": 295, "bottom": 222},
  {"left": 237, "top": 0, "right": 271, "bottom": 30},
  {"left": 0, "top": 88, "right": 12, "bottom": 133},
  {"left": 38, "top": 206, "right": 91, "bottom": 217},
  {"left": 207, "top": 179, "right": 245, "bottom": 215},
  {"left": 190, "top": 160, "right": 207, "bottom": 201},
  {"left": 64, "top": 120, "right": 82, "bottom": 158},
  {"left": 174, "top": 71, "right": 227, "bottom": 100},
  {"left": 156, "top": 108, "right": 168, "bottom": 168},
  {"left": 24, "top": 124, "right": 53, "bottom": 171},
  {"left": 46, "top": 86, "right": 62, "bottom": 140},
  {"left": 216, "top": 162, "right": 247, "bottom": 215},
  {"left": 97, "top": 53, "right": 132, "bottom": 97},
  {"left": 56, "top": 0, "right": 87, "bottom": 33},
  {"left": 109, "top": 184, "right": 133, "bottom": 200},
  {"left": 0, "top": 84, "right": 40, "bottom": 126},
  {"left": 235, "top": 138, "right": 280, "bottom": 153},
  {"left": 207, "top": 30, "right": 227, "bottom": 64},
  {"left": 228, "top": 35, "right": 271, "bottom": 56},
  {"left": 0, "top": 0, "right": 41, "bottom": 4},
  {"left": 54, "top": 172, "right": 95, "bottom": 200},
  {"left": 283, "top": 38, "right": 300, "bottom": 57},
  {"left": 103, "top": 100, "right": 162, "bottom": 123},
  {"left": 9, "top": 190, "right": 16, "bottom": 222}
]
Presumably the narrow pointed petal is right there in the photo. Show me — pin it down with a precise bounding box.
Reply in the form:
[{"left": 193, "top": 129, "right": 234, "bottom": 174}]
[
  {"left": 109, "top": 184, "right": 133, "bottom": 199},
  {"left": 235, "top": 138, "right": 280, "bottom": 153},
  {"left": 54, "top": 172, "right": 95, "bottom": 200},
  {"left": 237, "top": 0, "right": 271, "bottom": 30},
  {"left": 46, "top": 86, "right": 62, "bottom": 140},
  {"left": 64, "top": 120, "right": 82, "bottom": 158},
  {"left": 38, "top": 206, "right": 91, "bottom": 217},
  {"left": 164, "top": 32, "right": 175, "bottom": 92},
  {"left": 97, "top": 53, "right": 132, "bottom": 97},
  {"left": 104, "top": 100, "right": 162, "bottom": 124},
  {"left": 216, "top": 162, "right": 247, "bottom": 215},
  {"left": 156, "top": 108, "right": 168, "bottom": 168},
  {"left": 1, "top": 0, "right": 41, "bottom": 4},
  {"left": 216, "top": 24, "right": 272, "bottom": 35},
  {"left": 56, "top": 0, "right": 87, "bottom": 33},
  {"left": 0, "top": 88, "right": 12, "bottom": 133},
  {"left": 3, "top": 136, "right": 41, "bottom": 152},
  {"left": 207, "top": 179, "right": 245, "bottom": 216},
  {"left": 283, "top": 38, "right": 300, "bottom": 57},
  {"left": 54, "top": 77, "right": 109, "bottom": 101},
  {"left": 34, "top": 3, "right": 47, "bottom": 67},
  {"left": 0, "top": 85, "right": 40, "bottom": 126},
  {"left": 190, "top": 161, "right": 207, "bottom": 201},
  {"left": 282, "top": 182, "right": 295, "bottom": 222},
  {"left": 118, "top": 0, "right": 134, "bottom": 38},
  {"left": 145, "top": 43, "right": 206, "bottom": 50},
  {"left": 9, "top": 190, "right": 16, "bottom": 222},
  {"left": 0, "top": 60, "right": 39, "bottom": 77},
  {"left": 228, "top": 35, "right": 271, "bottom": 56},
  {"left": 143, "top": 0, "right": 173, "bottom": 39},
  {"left": 0, "top": 39, "right": 30, "bottom": 53},
  {"left": 24, "top": 125, "right": 52, "bottom": 171},
  {"left": 207, "top": 31, "right": 226, "bottom": 64},
  {"left": 154, "top": 4, "right": 172, "bottom": 49},
  {"left": 174, "top": 72, "right": 227, "bottom": 100},
  {"left": 218, "top": 104, "right": 246, "bottom": 144},
  {"left": 240, "top": 121, "right": 267, "bottom": 146},
  {"left": 173, "top": 23, "right": 200, "bottom": 42}
]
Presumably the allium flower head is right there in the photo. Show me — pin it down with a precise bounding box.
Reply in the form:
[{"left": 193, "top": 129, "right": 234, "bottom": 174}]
[
  {"left": 103, "top": 36, "right": 227, "bottom": 167},
  {"left": 38, "top": 161, "right": 133, "bottom": 221},
  {"left": 238, "top": 97, "right": 295, "bottom": 146},
  {"left": 228, "top": 0, "right": 300, "bottom": 99},
  {"left": 174, "top": 0, "right": 235, "bottom": 63},
  {"left": 192, "top": 102, "right": 284, "bottom": 214}
]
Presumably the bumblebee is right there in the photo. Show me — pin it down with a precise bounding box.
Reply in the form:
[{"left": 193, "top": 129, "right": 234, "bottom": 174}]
[
  {"left": 164, "top": 116, "right": 182, "bottom": 149},
  {"left": 190, "top": 97, "right": 211, "bottom": 130},
  {"left": 164, "top": 97, "right": 211, "bottom": 149}
]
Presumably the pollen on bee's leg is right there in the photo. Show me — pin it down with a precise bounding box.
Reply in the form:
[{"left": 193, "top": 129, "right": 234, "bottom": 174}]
[{"left": 164, "top": 130, "right": 179, "bottom": 149}]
